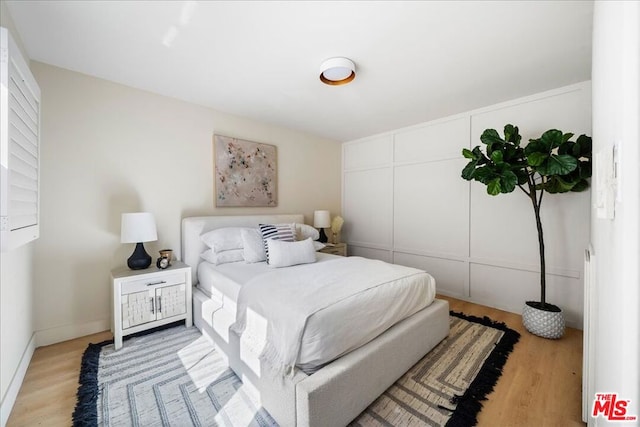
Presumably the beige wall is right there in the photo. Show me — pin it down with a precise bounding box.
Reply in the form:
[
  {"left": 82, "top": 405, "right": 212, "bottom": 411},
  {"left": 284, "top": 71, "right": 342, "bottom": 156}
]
[
  {"left": 0, "top": 0, "right": 36, "bottom": 417},
  {"left": 30, "top": 61, "right": 342, "bottom": 345}
]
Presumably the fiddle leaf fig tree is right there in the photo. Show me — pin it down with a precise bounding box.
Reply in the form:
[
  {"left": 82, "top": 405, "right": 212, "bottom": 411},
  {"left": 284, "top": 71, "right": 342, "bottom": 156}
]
[{"left": 462, "top": 124, "right": 592, "bottom": 310}]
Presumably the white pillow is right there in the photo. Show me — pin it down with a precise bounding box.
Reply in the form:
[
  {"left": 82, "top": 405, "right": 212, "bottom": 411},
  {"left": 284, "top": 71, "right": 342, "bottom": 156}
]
[
  {"left": 200, "top": 248, "right": 244, "bottom": 265},
  {"left": 259, "top": 223, "right": 296, "bottom": 262},
  {"left": 267, "top": 238, "right": 317, "bottom": 268},
  {"left": 295, "top": 223, "right": 320, "bottom": 241},
  {"left": 241, "top": 228, "right": 267, "bottom": 263},
  {"left": 200, "top": 227, "right": 246, "bottom": 253}
]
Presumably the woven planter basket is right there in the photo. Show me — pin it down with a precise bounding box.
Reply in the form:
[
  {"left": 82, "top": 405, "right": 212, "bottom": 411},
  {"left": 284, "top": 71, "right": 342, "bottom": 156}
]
[{"left": 522, "top": 302, "right": 565, "bottom": 339}]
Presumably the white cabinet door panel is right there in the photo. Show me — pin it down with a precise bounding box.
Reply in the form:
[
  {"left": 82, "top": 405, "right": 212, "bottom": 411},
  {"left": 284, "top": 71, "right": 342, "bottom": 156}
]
[
  {"left": 394, "top": 117, "right": 469, "bottom": 164},
  {"left": 394, "top": 159, "right": 469, "bottom": 257},
  {"left": 343, "top": 135, "right": 391, "bottom": 171},
  {"left": 394, "top": 252, "right": 467, "bottom": 298},
  {"left": 343, "top": 168, "right": 393, "bottom": 248}
]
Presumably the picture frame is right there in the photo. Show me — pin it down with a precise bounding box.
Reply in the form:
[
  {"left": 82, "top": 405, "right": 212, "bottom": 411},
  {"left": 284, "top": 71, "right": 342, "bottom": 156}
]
[{"left": 214, "top": 135, "right": 278, "bottom": 207}]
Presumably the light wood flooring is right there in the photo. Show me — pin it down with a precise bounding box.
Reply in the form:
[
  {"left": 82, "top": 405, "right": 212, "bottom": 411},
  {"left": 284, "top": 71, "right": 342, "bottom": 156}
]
[{"left": 7, "top": 295, "right": 585, "bottom": 426}]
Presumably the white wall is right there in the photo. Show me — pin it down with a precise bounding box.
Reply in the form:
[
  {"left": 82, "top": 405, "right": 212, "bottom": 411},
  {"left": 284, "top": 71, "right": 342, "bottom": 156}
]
[
  {"left": 0, "top": 2, "right": 36, "bottom": 424},
  {"left": 29, "top": 61, "right": 342, "bottom": 346},
  {"left": 343, "top": 82, "right": 591, "bottom": 328},
  {"left": 590, "top": 1, "right": 639, "bottom": 425}
]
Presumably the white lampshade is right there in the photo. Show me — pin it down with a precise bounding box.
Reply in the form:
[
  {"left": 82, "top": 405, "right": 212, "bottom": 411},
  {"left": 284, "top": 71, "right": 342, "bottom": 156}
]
[
  {"left": 121, "top": 212, "right": 158, "bottom": 243},
  {"left": 313, "top": 210, "right": 331, "bottom": 228}
]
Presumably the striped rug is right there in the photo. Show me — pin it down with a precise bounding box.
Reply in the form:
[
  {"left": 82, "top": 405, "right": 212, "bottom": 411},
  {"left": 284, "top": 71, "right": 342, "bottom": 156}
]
[{"left": 74, "top": 312, "right": 518, "bottom": 426}]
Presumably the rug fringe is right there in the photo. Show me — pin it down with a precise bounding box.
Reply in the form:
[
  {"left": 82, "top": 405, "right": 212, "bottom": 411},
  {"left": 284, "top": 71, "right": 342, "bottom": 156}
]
[
  {"left": 71, "top": 340, "right": 111, "bottom": 427},
  {"left": 72, "top": 321, "right": 186, "bottom": 426},
  {"left": 445, "top": 311, "right": 521, "bottom": 427}
]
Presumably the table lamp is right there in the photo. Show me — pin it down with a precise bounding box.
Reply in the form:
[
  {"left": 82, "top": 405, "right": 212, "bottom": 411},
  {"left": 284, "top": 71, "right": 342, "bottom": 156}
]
[
  {"left": 121, "top": 212, "right": 157, "bottom": 270},
  {"left": 313, "top": 210, "right": 331, "bottom": 243}
]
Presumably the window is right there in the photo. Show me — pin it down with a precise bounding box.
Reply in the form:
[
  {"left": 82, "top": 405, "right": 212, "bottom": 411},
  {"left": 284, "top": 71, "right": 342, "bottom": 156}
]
[{"left": 1, "top": 27, "right": 41, "bottom": 251}]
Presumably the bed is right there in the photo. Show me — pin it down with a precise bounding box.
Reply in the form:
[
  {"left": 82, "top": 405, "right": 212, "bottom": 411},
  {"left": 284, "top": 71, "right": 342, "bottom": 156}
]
[{"left": 182, "top": 215, "right": 450, "bottom": 427}]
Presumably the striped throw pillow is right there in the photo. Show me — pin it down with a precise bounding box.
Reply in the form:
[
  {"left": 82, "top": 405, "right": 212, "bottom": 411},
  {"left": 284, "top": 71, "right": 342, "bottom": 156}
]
[{"left": 259, "top": 223, "right": 296, "bottom": 263}]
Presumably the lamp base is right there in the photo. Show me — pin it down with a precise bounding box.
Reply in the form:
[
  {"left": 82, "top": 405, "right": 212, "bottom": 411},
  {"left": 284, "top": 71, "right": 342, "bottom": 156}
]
[
  {"left": 127, "top": 242, "right": 152, "bottom": 270},
  {"left": 318, "top": 228, "right": 328, "bottom": 243}
]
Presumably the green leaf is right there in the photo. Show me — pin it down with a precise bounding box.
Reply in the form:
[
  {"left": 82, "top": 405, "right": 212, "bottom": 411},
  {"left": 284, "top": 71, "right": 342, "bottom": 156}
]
[
  {"left": 544, "top": 176, "right": 576, "bottom": 193},
  {"left": 524, "top": 140, "right": 545, "bottom": 156},
  {"left": 579, "top": 161, "right": 592, "bottom": 179},
  {"left": 462, "top": 148, "right": 475, "bottom": 159},
  {"left": 487, "top": 178, "right": 501, "bottom": 195},
  {"left": 571, "top": 179, "right": 590, "bottom": 192},
  {"left": 461, "top": 160, "right": 478, "bottom": 180},
  {"left": 480, "top": 129, "right": 504, "bottom": 146},
  {"left": 500, "top": 171, "right": 518, "bottom": 193},
  {"left": 558, "top": 141, "right": 574, "bottom": 155},
  {"left": 491, "top": 150, "right": 504, "bottom": 163},
  {"left": 514, "top": 169, "right": 529, "bottom": 185},
  {"left": 562, "top": 132, "right": 574, "bottom": 143},
  {"left": 539, "top": 129, "right": 564, "bottom": 151},
  {"left": 527, "top": 152, "right": 548, "bottom": 167},
  {"left": 575, "top": 134, "right": 592, "bottom": 157},
  {"left": 503, "top": 124, "right": 521, "bottom": 145},
  {"left": 477, "top": 167, "right": 496, "bottom": 183},
  {"left": 538, "top": 154, "right": 578, "bottom": 175}
]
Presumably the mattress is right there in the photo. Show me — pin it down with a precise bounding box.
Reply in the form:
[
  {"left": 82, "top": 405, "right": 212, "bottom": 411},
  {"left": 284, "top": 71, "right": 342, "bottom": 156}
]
[{"left": 197, "top": 254, "right": 436, "bottom": 373}]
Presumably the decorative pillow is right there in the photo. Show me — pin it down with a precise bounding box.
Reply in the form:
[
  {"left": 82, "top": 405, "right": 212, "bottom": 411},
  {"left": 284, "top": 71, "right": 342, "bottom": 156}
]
[
  {"left": 267, "top": 238, "right": 317, "bottom": 268},
  {"left": 259, "top": 223, "right": 296, "bottom": 262},
  {"left": 200, "top": 227, "right": 246, "bottom": 253},
  {"left": 241, "top": 228, "right": 267, "bottom": 263},
  {"left": 200, "top": 248, "right": 244, "bottom": 265},
  {"left": 295, "top": 223, "right": 320, "bottom": 241}
]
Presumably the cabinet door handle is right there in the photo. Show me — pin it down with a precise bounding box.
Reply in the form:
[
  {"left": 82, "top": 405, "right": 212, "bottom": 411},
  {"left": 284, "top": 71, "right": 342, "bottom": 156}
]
[
  {"left": 150, "top": 297, "right": 155, "bottom": 314},
  {"left": 147, "top": 280, "right": 166, "bottom": 286},
  {"left": 157, "top": 296, "right": 162, "bottom": 313}
]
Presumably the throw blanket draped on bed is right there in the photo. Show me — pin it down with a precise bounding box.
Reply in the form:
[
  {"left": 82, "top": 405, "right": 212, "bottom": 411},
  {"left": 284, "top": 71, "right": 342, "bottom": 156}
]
[{"left": 230, "top": 256, "right": 431, "bottom": 377}]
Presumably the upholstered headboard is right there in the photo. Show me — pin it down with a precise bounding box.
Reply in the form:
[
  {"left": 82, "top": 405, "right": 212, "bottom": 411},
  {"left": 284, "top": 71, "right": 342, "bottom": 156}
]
[{"left": 181, "top": 214, "right": 305, "bottom": 285}]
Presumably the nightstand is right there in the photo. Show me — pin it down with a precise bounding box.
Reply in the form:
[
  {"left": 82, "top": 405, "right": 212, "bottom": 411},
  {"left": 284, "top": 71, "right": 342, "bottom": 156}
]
[
  {"left": 319, "top": 243, "right": 348, "bottom": 257},
  {"left": 111, "top": 261, "right": 192, "bottom": 350}
]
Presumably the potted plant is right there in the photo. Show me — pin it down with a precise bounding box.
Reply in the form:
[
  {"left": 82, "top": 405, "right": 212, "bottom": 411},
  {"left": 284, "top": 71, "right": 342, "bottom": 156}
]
[{"left": 461, "top": 124, "right": 592, "bottom": 339}]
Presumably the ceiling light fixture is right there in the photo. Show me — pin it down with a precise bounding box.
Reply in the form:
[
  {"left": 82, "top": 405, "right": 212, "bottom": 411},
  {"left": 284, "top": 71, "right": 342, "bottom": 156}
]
[{"left": 319, "top": 57, "right": 356, "bottom": 86}]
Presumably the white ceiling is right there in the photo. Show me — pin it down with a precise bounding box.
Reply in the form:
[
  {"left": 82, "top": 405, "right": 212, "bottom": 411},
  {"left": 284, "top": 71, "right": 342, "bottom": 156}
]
[{"left": 6, "top": 1, "right": 593, "bottom": 142}]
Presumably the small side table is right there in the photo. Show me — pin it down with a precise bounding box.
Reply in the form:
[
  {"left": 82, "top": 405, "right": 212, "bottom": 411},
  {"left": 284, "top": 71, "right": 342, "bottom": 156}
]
[
  {"left": 111, "top": 261, "right": 192, "bottom": 350},
  {"left": 319, "top": 243, "right": 348, "bottom": 257}
]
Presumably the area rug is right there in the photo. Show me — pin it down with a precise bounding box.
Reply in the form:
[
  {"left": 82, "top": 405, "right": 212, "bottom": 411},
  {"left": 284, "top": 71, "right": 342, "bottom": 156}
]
[{"left": 73, "top": 312, "right": 519, "bottom": 426}]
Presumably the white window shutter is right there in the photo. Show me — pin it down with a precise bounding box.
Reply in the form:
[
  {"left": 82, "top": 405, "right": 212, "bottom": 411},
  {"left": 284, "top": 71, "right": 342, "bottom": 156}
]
[{"left": 1, "top": 27, "right": 41, "bottom": 251}]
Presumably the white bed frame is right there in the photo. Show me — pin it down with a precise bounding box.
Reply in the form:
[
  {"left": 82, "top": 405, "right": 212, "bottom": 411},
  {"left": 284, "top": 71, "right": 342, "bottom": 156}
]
[{"left": 182, "top": 215, "right": 450, "bottom": 427}]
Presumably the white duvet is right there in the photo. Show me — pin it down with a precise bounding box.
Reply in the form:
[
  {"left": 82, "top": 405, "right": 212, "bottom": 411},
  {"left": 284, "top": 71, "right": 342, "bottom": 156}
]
[{"left": 230, "top": 256, "right": 435, "bottom": 376}]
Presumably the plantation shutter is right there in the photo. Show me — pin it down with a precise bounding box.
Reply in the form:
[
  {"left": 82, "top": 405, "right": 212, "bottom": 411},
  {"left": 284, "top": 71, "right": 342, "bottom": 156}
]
[{"left": 1, "top": 27, "right": 41, "bottom": 251}]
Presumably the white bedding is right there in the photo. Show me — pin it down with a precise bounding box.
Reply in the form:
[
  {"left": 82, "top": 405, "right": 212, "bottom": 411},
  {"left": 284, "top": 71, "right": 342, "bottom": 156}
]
[
  {"left": 198, "top": 254, "right": 435, "bottom": 374},
  {"left": 197, "top": 252, "right": 340, "bottom": 312}
]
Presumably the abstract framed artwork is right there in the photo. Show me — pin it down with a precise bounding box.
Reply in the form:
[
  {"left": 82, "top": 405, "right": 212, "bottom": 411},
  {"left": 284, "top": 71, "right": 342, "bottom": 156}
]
[{"left": 214, "top": 135, "right": 277, "bottom": 207}]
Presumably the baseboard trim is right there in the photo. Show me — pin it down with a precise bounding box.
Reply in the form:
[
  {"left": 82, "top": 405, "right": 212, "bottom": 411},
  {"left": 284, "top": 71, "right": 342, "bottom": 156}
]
[
  {"left": 1, "top": 333, "right": 36, "bottom": 427},
  {"left": 35, "top": 319, "right": 110, "bottom": 347}
]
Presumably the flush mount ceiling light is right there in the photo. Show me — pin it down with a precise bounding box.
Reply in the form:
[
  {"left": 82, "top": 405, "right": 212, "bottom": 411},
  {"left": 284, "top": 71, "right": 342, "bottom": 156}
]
[{"left": 319, "top": 57, "right": 356, "bottom": 86}]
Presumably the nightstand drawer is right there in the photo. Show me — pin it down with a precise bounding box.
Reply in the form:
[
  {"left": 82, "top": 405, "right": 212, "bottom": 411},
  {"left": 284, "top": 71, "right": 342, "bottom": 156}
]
[
  {"left": 322, "top": 247, "right": 344, "bottom": 256},
  {"left": 121, "top": 272, "right": 185, "bottom": 295},
  {"left": 318, "top": 243, "right": 347, "bottom": 257}
]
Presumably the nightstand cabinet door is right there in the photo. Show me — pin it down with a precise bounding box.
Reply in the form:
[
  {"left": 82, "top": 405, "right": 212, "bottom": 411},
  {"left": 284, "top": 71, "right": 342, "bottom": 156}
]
[
  {"left": 121, "top": 289, "right": 154, "bottom": 329},
  {"left": 157, "top": 284, "right": 186, "bottom": 320}
]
